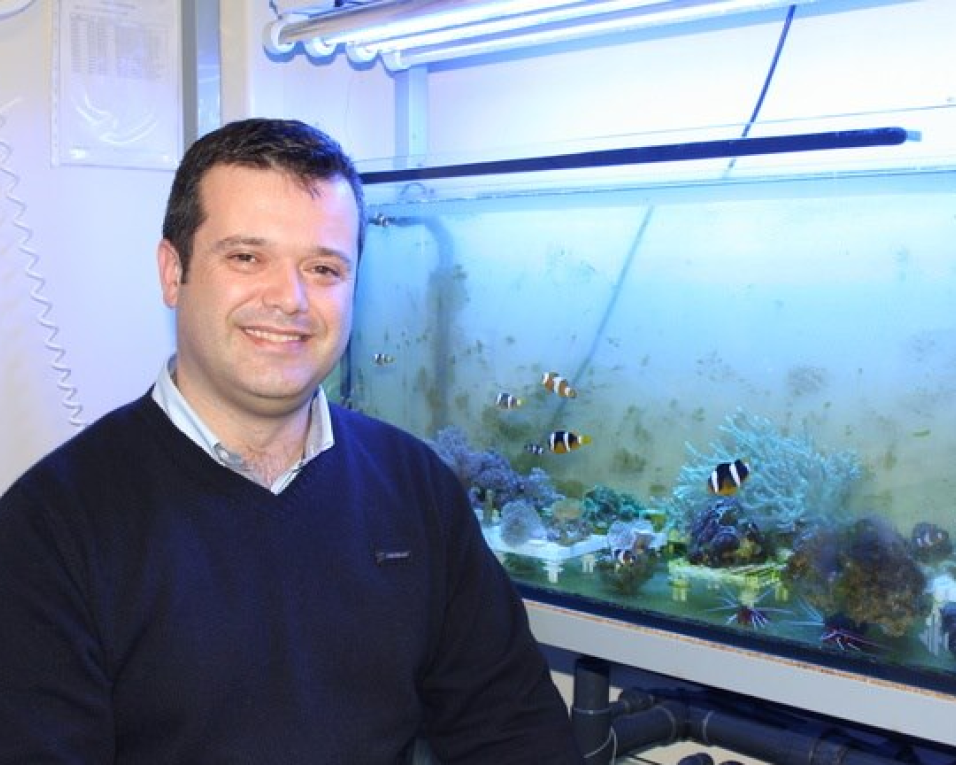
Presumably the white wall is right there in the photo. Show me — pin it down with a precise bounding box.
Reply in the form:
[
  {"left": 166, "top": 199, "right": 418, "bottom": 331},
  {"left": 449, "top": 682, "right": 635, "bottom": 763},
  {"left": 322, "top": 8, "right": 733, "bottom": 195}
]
[{"left": 0, "top": 0, "right": 176, "bottom": 492}]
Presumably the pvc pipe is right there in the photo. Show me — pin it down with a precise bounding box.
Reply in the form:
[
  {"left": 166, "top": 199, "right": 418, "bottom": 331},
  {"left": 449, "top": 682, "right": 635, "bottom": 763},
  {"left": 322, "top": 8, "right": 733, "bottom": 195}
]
[{"left": 571, "top": 657, "right": 613, "bottom": 765}]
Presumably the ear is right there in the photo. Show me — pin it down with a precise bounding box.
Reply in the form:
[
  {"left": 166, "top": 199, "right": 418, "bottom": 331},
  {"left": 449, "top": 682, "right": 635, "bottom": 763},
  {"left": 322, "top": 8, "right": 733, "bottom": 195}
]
[{"left": 157, "top": 239, "right": 183, "bottom": 308}]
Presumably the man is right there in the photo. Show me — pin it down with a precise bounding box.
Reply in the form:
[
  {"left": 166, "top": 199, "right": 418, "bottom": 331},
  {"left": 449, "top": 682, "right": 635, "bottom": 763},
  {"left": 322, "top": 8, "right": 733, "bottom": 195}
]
[{"left": 0, "top": 119, "right": 583, "bottom": 764}]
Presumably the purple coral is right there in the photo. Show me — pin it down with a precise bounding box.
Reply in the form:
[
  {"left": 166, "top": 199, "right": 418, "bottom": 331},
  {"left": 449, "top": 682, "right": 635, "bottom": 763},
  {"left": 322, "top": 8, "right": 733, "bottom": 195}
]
[
  {"left": 431, "top": 427, "right": 478, "bottom": 483},
  {"left": 499, "top": 500, "right": 548, "bottom": 547},
  {"left": 431, "top": 427, "right": 561, "bottom": 511},
  {"left": 522, "top": 467, "right": 563, "bottom": 509},
  {"left": 687, "top": 497, "right": 768, "bottom": 568}
]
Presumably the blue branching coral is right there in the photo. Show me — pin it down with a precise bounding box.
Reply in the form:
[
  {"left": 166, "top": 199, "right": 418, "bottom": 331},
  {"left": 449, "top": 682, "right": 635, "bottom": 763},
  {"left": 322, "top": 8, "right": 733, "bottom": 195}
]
[{"left": 664, "top": 410, "right": 861, "bottom": 537}]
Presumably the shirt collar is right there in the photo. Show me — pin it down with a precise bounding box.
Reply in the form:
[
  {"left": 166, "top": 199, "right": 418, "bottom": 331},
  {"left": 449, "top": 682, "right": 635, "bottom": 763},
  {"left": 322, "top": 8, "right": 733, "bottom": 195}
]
[{"left": 151, "top": 355, "right": 334, "bottom": 493}]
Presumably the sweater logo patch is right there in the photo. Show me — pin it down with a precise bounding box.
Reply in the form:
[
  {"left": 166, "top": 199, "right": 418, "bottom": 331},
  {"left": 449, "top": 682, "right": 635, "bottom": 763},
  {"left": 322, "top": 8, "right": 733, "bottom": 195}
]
[{"left": 374, "top": 549, "right": 412, "bottom": 565}]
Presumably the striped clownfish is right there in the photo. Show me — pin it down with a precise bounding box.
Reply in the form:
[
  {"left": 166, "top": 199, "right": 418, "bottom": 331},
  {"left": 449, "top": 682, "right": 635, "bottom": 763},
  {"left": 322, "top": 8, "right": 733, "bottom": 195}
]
[
  {"left": 707, "top": 459, "right": 750, "bottom": 495},
  {"left": 548, "top": 430, "right": 592, "bottom": 454},
  {"left": 495, "top": 392, "right": 523, "bottom": 410},
  {"left": 524, "top": 442, "right": 545, "bottom": 456},
  {"left": 612, "top": 548, "right": 635, "bottom": 567},
  {"left": 373, "top": 353, "right": 395, "bottom": 366},
  {"left": 541, "top": 371, "right": 577, "bottom": 399}
]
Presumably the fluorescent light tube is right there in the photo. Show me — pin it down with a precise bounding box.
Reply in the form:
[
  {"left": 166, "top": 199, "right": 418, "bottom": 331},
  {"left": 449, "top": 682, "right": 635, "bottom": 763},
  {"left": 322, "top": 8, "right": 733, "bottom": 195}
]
[
  {"left": 265, "top": 0, "right": 821, "bottom": 67},
  {"left": 382, "top": 0, "right": 818, "bottom": 70}
]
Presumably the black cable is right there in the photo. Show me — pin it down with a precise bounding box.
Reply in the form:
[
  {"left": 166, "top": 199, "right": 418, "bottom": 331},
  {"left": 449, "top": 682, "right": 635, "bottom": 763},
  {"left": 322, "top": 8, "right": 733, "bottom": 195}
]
[
  {"left": 746, "top": 5, "right": 796, "bottom": 136},
  {"left": 726, "top": 4, "right": 797, "bottom": 174}
]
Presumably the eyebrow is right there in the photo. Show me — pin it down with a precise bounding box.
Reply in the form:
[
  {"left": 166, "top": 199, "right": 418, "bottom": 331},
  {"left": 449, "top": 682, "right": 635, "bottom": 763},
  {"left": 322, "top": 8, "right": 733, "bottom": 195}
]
[{"left": 212, "top": 235, "right": 267, "bottom": 252}]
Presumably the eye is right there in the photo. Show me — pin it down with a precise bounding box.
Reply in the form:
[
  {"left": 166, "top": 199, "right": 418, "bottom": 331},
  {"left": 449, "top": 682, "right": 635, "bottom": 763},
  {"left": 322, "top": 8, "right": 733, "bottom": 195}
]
[
  {"left": 224, "top": 251, "right": 262, "bottom": 272},
  {"left": 305, "top": 259, "right": 350, "bottom": 284},
  {"left": 310, "top": 263, "right": 340, "bottom": 278}
]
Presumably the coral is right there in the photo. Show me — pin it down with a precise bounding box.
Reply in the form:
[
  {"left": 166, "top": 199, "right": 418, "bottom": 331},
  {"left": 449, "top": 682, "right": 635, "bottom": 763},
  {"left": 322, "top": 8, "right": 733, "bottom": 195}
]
[
  {"left": 523, "top": 467, "right": 564, "bottom": 509},
  {"left": 595, "top": 545, "right": 658, "bottom": 597},
  {"left": 664, "top": 410, "right": 861, "bottom": 538},
  {"left": 499, "top": 500, "right": 548, "bottom": 547},
  {"left": 686, "top": 497, "right": 769, "bottom": 568},
  {"left": 431, "top": 426, "right": 481, "bottom": 484},
  {"left": 550, "top": 497, "right": 584, "bottom": 523},
  {"left": 536, "top": 498, "right": 593, "bottom": 546},
  {"left": 468, "top": 451, "right": 525, "bottom": 509},
  {"left": 595, "top": 520, "right": 662, "bottom": 596},
  {"left": 784, "top": 516, "right": 929, "bottom": 638},
  {"left": 607, "top": 519, "right": 663, "bottom": 555},
  {"left": 581, "top": 484, "right": 645, "bottom": 533},
  {"left": 547, "top": 517, "right": 593, "bottom": 546},
  {"left": 430, "top": 427, "right": 562, "bottom": 511}
]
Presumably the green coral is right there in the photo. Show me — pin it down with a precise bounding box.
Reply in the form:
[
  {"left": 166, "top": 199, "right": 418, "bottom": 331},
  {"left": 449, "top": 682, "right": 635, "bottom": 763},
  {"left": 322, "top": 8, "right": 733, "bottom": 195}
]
[{"left": 581, "top": 484, "right": 645, "bottom": 533}]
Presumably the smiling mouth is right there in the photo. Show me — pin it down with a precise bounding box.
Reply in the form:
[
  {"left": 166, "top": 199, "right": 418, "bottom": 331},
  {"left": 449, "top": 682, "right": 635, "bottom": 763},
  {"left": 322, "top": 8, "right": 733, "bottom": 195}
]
[{"left": 245, "top": 328, "right": 309, "bottom": 344}]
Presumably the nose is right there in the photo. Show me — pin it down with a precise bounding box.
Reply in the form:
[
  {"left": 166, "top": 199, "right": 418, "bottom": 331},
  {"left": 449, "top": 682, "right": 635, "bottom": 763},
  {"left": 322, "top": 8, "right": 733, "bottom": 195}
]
[{"left": 263, "top": 262, "right": 309, "bottom": 315}]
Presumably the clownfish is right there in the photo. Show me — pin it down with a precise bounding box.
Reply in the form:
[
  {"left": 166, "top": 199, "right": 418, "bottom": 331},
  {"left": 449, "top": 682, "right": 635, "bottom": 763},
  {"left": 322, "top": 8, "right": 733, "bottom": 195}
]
[
  {"left": 373, "top": 353, "right": 395, "bottom": 366},
  {"left": 612, "top": 548, "right": 635, "bottom": 567},
  {"left": 542, "top": 371, "right": 577, "bottom": 399},
  {"left": 524, "top": 442, "right": 545, "bottom": 456},
  {"left": 911, "top": 522, "right": 949, "bottom": 550},
  {"left": 548, "top": 430, "right": 591, "bottom": 454},
  {"left": 707, "top": 459, "right": 750, "bottom": 495},
  {"left": 495, "top": 392, "right": 523, "bottom": 410}
]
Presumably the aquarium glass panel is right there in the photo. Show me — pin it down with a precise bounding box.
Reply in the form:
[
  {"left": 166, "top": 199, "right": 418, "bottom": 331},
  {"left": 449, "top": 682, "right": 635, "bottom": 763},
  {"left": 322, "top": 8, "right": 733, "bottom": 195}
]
[{"left": 348, "top": 109, "right": 956, "bottom": 693}]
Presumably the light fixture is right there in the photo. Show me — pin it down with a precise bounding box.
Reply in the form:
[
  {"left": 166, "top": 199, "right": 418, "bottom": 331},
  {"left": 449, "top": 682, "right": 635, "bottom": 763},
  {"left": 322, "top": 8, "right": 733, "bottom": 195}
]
[
  {"left": 264, "top": 0, "right": 821, "bottom": 71},
  {"left": 358, "top": 126, "right": 918, "bottom": 184}
]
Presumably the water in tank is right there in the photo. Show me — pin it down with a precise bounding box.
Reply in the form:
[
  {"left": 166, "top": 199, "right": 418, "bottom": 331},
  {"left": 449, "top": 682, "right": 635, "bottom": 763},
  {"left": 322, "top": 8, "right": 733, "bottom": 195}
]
[{"left": 341, "top": 107, "right": 956, "bottom": 694}]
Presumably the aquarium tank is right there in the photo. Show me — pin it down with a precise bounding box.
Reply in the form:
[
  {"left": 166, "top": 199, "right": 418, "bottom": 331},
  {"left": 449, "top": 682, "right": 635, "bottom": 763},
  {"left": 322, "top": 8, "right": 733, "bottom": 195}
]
[{"left": 341, "top": 106, "right": 956, "bottom": 699}]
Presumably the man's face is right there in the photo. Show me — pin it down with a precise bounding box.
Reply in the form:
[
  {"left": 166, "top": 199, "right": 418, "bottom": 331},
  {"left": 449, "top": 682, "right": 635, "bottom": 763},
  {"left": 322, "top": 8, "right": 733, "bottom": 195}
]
[{"left": 157, "top": 164, "right": 359, "bottom": 425}]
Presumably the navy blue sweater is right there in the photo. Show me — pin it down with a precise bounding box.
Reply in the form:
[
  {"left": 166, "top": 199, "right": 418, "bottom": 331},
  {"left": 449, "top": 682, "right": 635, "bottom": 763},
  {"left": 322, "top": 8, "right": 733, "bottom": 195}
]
[{"left": 0, "top": 394, "right": 582, "bottom": 764}]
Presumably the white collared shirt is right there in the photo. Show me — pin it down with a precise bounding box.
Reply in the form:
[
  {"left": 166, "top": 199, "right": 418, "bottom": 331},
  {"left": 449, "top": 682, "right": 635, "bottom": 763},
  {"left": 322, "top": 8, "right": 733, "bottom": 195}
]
[{"left": 151, "top": 356, "right": 334, "bottom": 494}]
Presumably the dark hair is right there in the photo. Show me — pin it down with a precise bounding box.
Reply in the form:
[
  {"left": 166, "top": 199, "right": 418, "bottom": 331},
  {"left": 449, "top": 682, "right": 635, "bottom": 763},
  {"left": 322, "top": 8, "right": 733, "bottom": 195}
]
[{"left": 162, "top": 118, "right": 366, "bottom": 278}]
